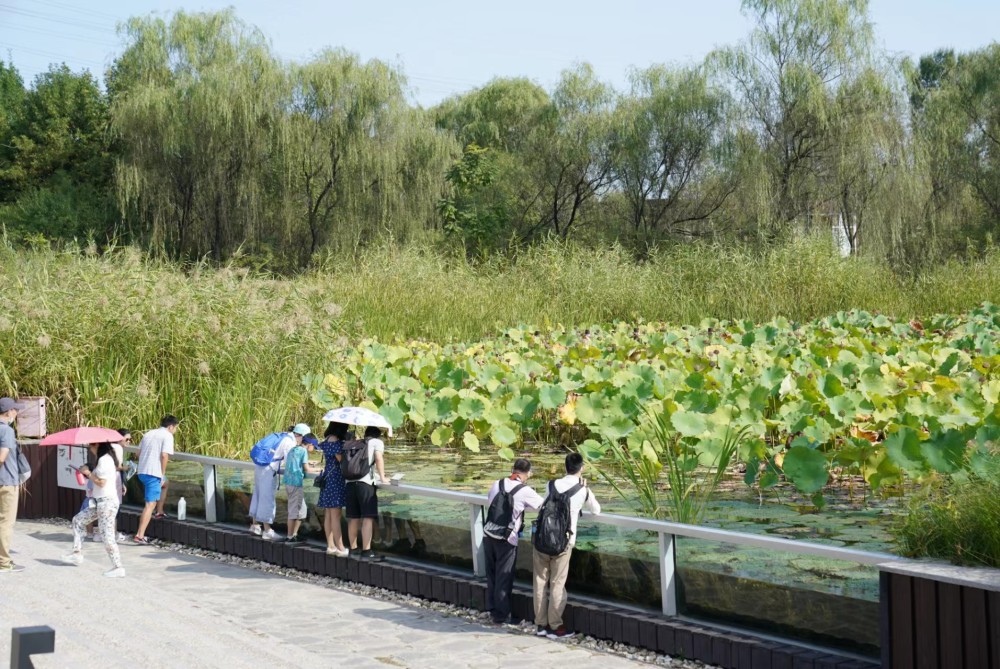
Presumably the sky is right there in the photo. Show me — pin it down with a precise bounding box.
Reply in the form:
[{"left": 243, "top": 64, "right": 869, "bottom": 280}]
[{"left": 1, "top": 0, "right": 999, "bottom": 107}]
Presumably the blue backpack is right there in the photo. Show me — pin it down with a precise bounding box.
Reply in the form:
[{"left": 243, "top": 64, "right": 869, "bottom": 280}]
[{"left": 250, "top": 432, "right": 286, "bottom": 467}]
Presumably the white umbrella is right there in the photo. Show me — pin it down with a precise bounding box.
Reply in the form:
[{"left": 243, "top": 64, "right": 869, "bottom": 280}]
[{"left": 321, "top": 406, "right": 394, "bottom": 437}]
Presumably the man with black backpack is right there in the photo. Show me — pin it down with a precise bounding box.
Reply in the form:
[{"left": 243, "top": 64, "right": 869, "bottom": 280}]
[
  {"left": 531, "top": 452, "right": 601, "bottom": 639},
  {"left": 343, "top": 426, "right": 388, "bottom": 559},
  {"left": 483, "top": 458, "right": 543, "bottom": 625}
]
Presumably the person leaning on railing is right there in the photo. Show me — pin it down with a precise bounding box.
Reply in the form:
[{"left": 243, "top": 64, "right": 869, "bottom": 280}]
[
  {"left": 532, "top": 452, "right": 601, "bottom": 640},
  {"left": 484, "top": 458, "right": 543, "bottom": 625}
]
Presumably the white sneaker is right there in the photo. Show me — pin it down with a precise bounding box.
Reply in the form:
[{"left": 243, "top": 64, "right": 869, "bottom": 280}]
[
  {"left": 103, "top": 567, "right": 126, "bottom": 578},
  {"left": 250, "top": 524, "right": 262, "bottom": 536},
  {"left": 326, "top": 547, "right": 349, "bottom": 557},
  {"left": 91, "top": 533, "right": 104, "bottom": 543},
  {"left": 116, "top": 532, "right": 130, "bottom": 543},
  {"left": 61, "top": 553, "right": 83, "bottom": 566},
  {"left": 261, "top": 529, "right": 278, "bottom": 541}
]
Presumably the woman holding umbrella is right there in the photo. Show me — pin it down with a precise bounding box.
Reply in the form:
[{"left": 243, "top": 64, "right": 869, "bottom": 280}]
[{"left": 62, "top": 442, "right": 125, "bottom": 577}]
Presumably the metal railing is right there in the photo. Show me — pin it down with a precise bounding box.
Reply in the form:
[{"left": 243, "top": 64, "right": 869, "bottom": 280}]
[{"left": 129, "top": 446, "right": 900, "bottom": 617}]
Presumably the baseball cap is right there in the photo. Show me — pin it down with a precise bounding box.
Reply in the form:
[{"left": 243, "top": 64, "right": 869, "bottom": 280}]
[
  {"left": 291, "top": 423, "right": 311, "bottom": 436},
  {"left": 302, "top": 434, "right": 319, "bottom": 447},
  {"left": 0, "top": 397, "right": 26, "bottom": 413}
]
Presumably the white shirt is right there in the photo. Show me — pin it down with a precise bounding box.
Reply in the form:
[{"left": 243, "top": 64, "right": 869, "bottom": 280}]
[
  {"left": 356, "top": 438, "right": 385, "bottom": 485},
  {"left": 543, "top": 474, "right": 602, "bottom": 548},
  {"left": 91, "top": 454, "right": 118, "bottom": 500},
  {"left": 268, "top": 434, "right": 297, "bottom": 473},
  {"left": 486, "top": 477, "right": 544, "bottom": 546},
  {"left": 137, "top": 427, "right": 175, "bottom": 478},
  {"left": 111, "top": 443, "right": 124, "bottom": 498}
]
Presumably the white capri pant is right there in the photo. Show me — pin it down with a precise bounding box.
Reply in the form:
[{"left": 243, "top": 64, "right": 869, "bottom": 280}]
[{"left": 249, "top": 464, "right": 279, "bottom": 524}]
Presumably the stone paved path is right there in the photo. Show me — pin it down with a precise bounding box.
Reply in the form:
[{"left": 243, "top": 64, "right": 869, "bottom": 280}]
[{"left": 1, "top": 521, "right": 652, "bottom": 669}]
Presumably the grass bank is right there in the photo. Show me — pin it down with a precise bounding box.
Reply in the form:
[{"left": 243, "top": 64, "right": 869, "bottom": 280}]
[{"left": 1, "top": 237, "right": 999, "bottom": 451}]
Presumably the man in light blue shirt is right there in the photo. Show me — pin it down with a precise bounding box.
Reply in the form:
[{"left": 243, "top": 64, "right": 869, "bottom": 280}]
[{"left": 0, "top": 397, "right": 26, "bottom": 573}]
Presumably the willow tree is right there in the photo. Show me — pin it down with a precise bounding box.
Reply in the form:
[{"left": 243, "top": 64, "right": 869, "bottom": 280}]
[
  {"left": 110, "top": 10, "right": 286, "bottom": 261},
  {"left": 922, "top": 46, "right": 1000, "bottom": 232},
  {"left": 713, "top": 0, "right": 876, "bottom": 233},
  {"left": 535, "top": 64, "right": 616, "bottom": 240},
  {"left": 612, "top": 64, "right": 736, "bottom": 242},
  {"left": 899, "top": 46, "right": 1000, "bottom": 261},
  {"left": 823, "top": 67, "right": 909, "bottom": 256}
]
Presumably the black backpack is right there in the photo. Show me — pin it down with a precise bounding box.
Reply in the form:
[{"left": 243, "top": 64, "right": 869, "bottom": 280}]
[
  {"left": 483, "top": 479, "right": 527, "bottom": 540},
  {"left": 532, "top": 480, "right": 583, "bottom": 556},
  {"left": 340, "top": 439, "right": 371, "bottom": 481}
]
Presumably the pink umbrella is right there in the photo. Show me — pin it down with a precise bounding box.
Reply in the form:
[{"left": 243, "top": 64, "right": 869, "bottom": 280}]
[{"left": 39, "top": 426, "right": 125, "bottom": 446}]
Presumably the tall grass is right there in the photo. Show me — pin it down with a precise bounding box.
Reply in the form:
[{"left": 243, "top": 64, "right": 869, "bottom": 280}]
[
  {"left": 2, "top": 236, "right": 999, "bottom": 454},
  {"left": 892, "top": 478, "right": 1000, "bottom": 567}
]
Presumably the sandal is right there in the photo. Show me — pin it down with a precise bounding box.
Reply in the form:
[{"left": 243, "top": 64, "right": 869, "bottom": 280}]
[{"left": 153, "top": 513, "right": 168, "bottom": 520}]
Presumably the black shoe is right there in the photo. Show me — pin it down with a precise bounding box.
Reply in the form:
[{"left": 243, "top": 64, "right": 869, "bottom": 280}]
[
  {"left": 535, "top": 626, "right": 549, "bottom": 636},
  {"left": 348, "top": 548, "right": 362, "bottom": 559},
  {"left": 361, "top": 550, "right": 383, "bottom": 561},
  {"left": 286, "top": 535, "right": 303, "bottom": 544}
]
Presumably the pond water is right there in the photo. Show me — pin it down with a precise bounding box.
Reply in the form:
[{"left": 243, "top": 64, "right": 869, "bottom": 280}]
[{"left": 129, "top": 442, "right": 902, "bottom": 656}]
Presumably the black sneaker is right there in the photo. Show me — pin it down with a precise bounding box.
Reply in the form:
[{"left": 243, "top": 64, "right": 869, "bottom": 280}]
[
  {"left": 286, "top": 535, "right": 303, "bottom": 544},
  {"left": 361, "top": 550, "right": 383, "bottom": 561},
  {"left": 535, "top": 626, "right": 549, "bottom": 637}
]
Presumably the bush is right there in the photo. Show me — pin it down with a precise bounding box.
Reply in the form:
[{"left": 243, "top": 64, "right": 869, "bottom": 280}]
[{"left": 892, "top": 478, "right": 1000, "bottom": 567}]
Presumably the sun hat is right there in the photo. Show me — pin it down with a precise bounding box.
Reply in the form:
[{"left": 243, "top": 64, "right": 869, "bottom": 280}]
[{"left": 291, "top": 423, "right": 311, "bottom": 436}]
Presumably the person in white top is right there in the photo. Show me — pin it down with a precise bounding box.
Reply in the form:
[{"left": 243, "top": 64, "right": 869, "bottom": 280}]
[
  {"left": 345, "top": 426, "right": 388, "bottom": 559},
  {"left": 83, "top": 431, "right": 127, "bottom": 544},
  {"left": 62, "top": 443, "right": 126, "bottom": 577},
  {"left": 484, "top": 458, "right": 544, "bottom": 624},
  {"left": 249, "top": 423, "right": 309, "bottom": 541},
  {"left": 133, "top": 415, "right": 179, "bottom": 545},
  {"left": 532, "top": 452, "right": 601, "bottom": 639}
]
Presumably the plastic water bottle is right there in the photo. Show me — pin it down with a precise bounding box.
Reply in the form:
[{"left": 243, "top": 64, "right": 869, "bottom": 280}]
[{"left": 177, "top": 496, "right": 187, "bottom": 521}]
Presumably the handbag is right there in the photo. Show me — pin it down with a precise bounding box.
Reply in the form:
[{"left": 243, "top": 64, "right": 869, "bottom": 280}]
[
  {"left": 16, "top": 446, "right": 31, "bottom": 484},
  {"left": 313, "top": 470, "right": 327, "bottom": 489}
]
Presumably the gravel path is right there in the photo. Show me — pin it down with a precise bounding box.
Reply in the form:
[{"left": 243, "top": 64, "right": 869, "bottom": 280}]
[{"left": 1, "top": 519, "right": 713, "bottom": 669}]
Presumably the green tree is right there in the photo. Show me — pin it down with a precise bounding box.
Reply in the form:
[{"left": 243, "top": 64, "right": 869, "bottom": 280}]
[
  {"left": 0, "top": 60, "right": 26, "bottom": 201},
  {"left": 612, "top": 64, "right": 736, "bottom": 242},
  {"left": 0, "top": 63, "right": 114, "bottom": 241},
  {"left": 434, "top": 78, "right": 552, "bottom": 247},
  {"left": 286, "top": 51, "right": 455, "bottom": 261},
  {"left": 534, "top": 64, "right": 616, "bottom": 240},
  {"left": 110, "top": 10, "right": 286, "bottom": 261},
  {"left": 713, "top": 0, "right": 876, "bottom": 232}
]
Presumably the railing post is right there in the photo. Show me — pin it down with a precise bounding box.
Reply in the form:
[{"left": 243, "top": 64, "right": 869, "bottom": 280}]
[
  {"left": 203, "top": 463, "right": 217, "bottom": 523},
  {"left": 11, "top": 626, "right": 55, "bottom": 669},
  {"left": 469, "top": 504, "right": 486, "bottom": 577},
  {"left": 659, "top": 532, "right": 677, "bottom": 616}
]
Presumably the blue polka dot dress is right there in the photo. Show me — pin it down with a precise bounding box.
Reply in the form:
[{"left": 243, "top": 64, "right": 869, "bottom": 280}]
[{"left": 317, "top": 440, "right": 346, "bottom": 508}]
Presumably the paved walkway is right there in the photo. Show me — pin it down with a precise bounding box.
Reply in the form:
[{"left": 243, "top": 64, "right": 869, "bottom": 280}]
[{"left": 1, "top": 521, "right": 651, "bottom": 669}]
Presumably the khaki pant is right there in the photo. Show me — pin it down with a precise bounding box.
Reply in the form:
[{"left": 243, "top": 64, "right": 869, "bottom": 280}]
[
  {"left": 533, "top": 547, "right": 573, "bottom": 629},
  {"left": 0, "top": 485, "right": 19, "bottom": 568}
]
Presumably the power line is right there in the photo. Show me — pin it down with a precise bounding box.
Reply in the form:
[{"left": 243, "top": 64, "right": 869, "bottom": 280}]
[
  {"left": 28, "top": 0, "right": 122, "bottom": 23},
  {"left": 2, "top": 22, "right": 122, "bottom": 49},
  {"left": 0, "top": 42, "right": 107, "bottom": 69},
  {"left": 0, "top": 4, "right": 116, "bottom": 34}
]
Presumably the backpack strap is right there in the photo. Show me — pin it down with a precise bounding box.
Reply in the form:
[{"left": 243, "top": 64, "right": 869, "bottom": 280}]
[
  {"left": 560, "top": 482, "right": 584, "bottom": 500},
  {"left": 507, "top": 482, "right": 527, "bottom": 498}
]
